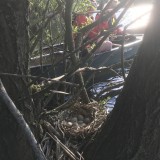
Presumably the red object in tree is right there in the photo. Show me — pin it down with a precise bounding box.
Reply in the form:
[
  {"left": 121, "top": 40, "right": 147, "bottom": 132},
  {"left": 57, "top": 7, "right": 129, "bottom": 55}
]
[
  {"left": 88, "top": 26, "right": 99, "bottom": 39},
  {"left": 95, "top": 14, "right": 109, "bottom": 30},
  {"left": 74, "top": 14, "right": 88, "bottom": 27},
  {"left": 88, "top": 13, "right": 109, "bottom": 39}
]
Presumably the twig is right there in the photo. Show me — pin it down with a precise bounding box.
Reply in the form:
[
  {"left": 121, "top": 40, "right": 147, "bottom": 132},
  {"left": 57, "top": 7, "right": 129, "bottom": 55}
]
[
  {"left": 42, "top": 120, "right": 62, "bottom": 139},
  {"left": 43, "top": 95, "right": 77, "bottom": 114},
  {"left": 30, "top": 3, "right": 63, "bottom": 53},
  {"left": 47, "top": 132, "right": 82, "bottom": 160},
  {"left": 0, "top": 72, "right": 79, "bottom": 87}
]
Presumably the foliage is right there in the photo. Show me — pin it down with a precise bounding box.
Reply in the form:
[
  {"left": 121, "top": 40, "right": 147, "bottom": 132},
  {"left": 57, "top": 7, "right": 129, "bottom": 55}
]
[
  {"left": 99, "top": 97, "right": 110, "bottom": 105},
  {"left": 29, "top": 0, "right": 97, "bottom": 57},
  {"left": 73, "top": 0, "right": 96, "bottom": 13},
  {"left": 29, "top": 0, "right": 65, "bottom": 56}
]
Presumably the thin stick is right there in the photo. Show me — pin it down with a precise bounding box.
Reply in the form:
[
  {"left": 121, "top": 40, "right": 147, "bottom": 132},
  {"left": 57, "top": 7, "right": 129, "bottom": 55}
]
[
  {"left": 0, "top": 72, "right": 79, "bottom": 87},
  {"left": 47, "top": 132, "right": 81, "bottom": 160}
]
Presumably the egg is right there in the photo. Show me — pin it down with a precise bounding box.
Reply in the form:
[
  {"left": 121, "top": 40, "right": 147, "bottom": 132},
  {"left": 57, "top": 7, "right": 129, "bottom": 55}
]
[
  {"left": 81, "top": 123, "right": 86, "bottom": 127},
  {"left": 77, "top": 114, "right": 84, "bottom": 121},
  {"left": 68, "top": 122, "right": 73, "bottom": 126},
  {"left": 78, "top": 121, "right": 84, "bottom": 125},
  {"left": 71, "top": 117, "right": 77, "bottom": 122},
  {"left": 84, "top": 117, "right": 91, "bottom": 124}
]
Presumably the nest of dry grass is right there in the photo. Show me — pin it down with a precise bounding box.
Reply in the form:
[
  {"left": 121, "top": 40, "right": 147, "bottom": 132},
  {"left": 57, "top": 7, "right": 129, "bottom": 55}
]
[
  {"left": 58, "top": 101, "right": 107, "bottom": 137},
  {"left": 40, "top": 101, "right": 107, "bottom": 159}
]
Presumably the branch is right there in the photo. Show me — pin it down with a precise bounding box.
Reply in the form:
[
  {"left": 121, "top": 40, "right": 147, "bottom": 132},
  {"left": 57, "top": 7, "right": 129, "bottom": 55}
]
[
  {"left": 47, "top": 132, "right": 81, "bottom": 160},
  {"left": 64, "top": 0, "right": 90, "bottom": 104},
  {"left": 0, "top": 79, "right": 47, "bottom": 160},
  {"left": 78, "top": 0, "right": 129, "bottom": 34},
  {"left": 0, "top": 72, "right": 79, "bottom": 87},
  {"left": 30, "top": 3, "right": 63, "bottom": 54}
]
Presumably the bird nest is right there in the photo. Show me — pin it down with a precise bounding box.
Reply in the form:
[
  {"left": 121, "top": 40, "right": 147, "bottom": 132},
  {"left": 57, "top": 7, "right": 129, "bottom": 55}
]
[{"left": 58, "top": 101, "right": 107, "bottom": 137}]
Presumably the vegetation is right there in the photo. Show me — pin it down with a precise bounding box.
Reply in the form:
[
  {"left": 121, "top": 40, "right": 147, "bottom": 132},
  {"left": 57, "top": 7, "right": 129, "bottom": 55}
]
[{"left": 0, "top": 0, "right": 159, "bottom": 160}]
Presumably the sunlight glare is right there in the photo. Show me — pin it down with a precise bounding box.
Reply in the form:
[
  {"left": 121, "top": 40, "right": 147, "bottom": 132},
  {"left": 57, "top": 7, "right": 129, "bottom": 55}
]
[
  {"left": 118, "top": 4, "right": 153, "bottom": 30},
  {"left": 129, "top": 4, "right": 153, "bottom": 29}
]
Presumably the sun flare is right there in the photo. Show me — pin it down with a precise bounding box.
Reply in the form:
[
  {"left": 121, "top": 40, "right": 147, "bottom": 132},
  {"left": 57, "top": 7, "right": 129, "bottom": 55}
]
[{"left": 118, "top": 4, "right": 153, "bottom": 30}]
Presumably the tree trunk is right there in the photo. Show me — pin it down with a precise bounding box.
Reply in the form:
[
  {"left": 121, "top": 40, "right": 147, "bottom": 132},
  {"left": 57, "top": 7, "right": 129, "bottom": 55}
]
[
  {"left": 84, "top": 1, "right": 160, "bottom": 160},
  {"left": 0, "top": 1, "right": 45, "bottom": 160},
  {"left": 0, "top": 0, "right": 33, "bottom": 122}
]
